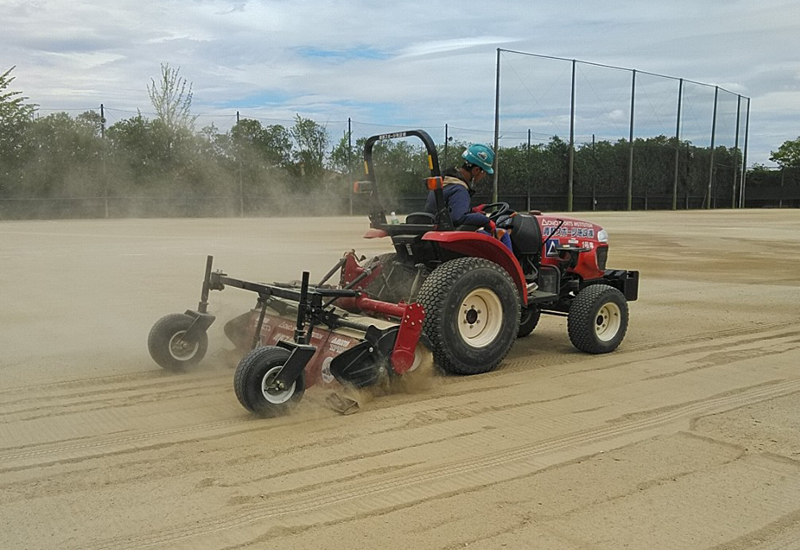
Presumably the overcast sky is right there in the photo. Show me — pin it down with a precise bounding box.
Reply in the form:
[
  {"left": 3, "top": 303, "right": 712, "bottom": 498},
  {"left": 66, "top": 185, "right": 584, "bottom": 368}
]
[{"left": 3, "top": 0, "right": 799, "bottom": 167}]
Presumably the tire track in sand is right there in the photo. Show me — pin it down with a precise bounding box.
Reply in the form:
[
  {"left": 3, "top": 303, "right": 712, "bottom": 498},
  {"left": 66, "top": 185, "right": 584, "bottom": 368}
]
[
  {"left": 2, "top": 324, "right": 796, "bottom": 471},
  {"left": 67, "top": 376, "right": 800, "bottom": 550}
]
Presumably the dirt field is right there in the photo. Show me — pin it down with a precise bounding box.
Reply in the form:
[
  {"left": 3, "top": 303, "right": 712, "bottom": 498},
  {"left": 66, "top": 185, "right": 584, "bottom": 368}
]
[{"left": 2, "top": 210, "right": 799, "bottom": 550}]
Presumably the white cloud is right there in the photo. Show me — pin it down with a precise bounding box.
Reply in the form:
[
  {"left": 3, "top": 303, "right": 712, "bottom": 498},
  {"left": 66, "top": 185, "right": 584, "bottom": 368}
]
[
  {"left": 397, "top": 37, "right": 517, "bottom": 58},
  {"left": 2, "top": 0, "right": 800, "bottom": 165}
]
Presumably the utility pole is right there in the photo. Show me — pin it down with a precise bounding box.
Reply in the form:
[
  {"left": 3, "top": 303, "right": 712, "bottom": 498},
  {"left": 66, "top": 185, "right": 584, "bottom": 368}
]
[
  {"left": 101, "top": 104, "right": 108, "bottom": 218},
  {"left": 348, "top": 117, "right": 353, "bottom": 216},
  {"left": 237, "top": 111, "right": 243, "bottom": 217},
  {"left": 444, "top": 123, "right": 449, "bottom": 166}
]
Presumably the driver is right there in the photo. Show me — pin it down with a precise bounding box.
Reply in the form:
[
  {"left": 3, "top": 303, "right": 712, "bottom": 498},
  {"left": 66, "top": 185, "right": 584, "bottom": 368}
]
[{"left": 424, "top": 144, "right": 512, "bottom": 249}]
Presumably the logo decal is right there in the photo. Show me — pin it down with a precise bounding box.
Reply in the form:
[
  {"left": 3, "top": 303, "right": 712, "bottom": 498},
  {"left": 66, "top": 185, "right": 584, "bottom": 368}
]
[
  {"left": 321, "top": 357, "right": 334, "bottom": 384},
  {"left": 546, "top": 239, "right": 560, "bottom": 257}
]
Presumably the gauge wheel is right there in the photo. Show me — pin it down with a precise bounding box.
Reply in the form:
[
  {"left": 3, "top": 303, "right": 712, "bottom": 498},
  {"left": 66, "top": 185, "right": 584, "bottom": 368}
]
[
  {"left": 234, "top": 346, "right": 306, "bottom": 416},
  {"left": 147, "top": 313, "right": 208, "bottom": 371}
]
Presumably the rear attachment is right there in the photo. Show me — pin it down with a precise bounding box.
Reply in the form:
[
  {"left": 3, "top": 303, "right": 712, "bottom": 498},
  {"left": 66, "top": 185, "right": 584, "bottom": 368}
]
[{"left": 188, "top": 256, "right": 427, "bottom": 416}]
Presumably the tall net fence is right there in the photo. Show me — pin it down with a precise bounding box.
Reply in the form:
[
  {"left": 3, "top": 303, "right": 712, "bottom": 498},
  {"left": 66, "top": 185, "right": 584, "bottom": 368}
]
[
  {"left": 6, "top": 52, "right": 799, "bottom": 220},
  {"left": 494, "top": 49, "right": 751, "bottom": 212}
]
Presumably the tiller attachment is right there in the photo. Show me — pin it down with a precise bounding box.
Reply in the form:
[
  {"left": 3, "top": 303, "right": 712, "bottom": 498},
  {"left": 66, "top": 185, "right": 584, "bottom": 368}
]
[
  {"left": 329, "top": 325, "right": 398, "bottom": 388},
  {"left": 330, "top": 299, "right": 425, "bottom": 388},
  {"left": 163, "top": 255, "right": 429, "bottom": 417}
]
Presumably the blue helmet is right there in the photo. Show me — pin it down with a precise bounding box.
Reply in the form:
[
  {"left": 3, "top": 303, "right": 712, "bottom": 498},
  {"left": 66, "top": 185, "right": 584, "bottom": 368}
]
[{"left": 462, "top": 144, "right": 494, "bottom": 174}]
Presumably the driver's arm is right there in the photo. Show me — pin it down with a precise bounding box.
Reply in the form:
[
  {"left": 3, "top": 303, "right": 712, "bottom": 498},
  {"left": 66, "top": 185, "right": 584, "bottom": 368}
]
[
  {"left": 449, "top": 187, "right": 490, "bottom": 227},
  {"left": 458, "top": 211, "right": 491, "bottom": 227}
]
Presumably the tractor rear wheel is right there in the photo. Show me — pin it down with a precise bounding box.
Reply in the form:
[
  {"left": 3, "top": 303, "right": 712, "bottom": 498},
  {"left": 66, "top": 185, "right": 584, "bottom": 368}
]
[
  {"left": 148, "top": 313, "right": 208, "bottom": 371},
  {"left": 365, "top": 252, "right": 420, "bottom": 303},
  {"left": 234, "top": 346, "right": 305, "bottom": 416},
  {"left": 417, "top": 257, "right": 519, "bottom": 375},
  {"left": 567, "top": 284, "right": 629, "bottom": 353}
]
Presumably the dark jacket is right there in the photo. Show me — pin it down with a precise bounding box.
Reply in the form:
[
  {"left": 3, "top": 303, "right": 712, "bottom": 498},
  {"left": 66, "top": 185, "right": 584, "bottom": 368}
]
[{"left": 424, "top": 170, "right": 490, "bottom": 227}]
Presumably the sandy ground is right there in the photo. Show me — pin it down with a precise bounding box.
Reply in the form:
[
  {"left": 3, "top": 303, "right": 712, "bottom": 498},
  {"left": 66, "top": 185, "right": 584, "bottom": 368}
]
[{"left": 1, "top": 210, "right": 799, "bottom": 550}]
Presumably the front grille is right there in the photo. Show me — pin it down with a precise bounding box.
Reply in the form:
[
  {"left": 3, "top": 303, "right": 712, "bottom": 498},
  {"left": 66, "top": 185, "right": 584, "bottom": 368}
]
[{"left": 596, "top": 245, "right": 608, "bottom": 271}]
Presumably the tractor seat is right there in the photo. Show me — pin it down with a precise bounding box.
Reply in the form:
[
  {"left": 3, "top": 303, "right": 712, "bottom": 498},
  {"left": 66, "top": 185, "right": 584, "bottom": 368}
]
[
  {"left": 509, "top": 213, "right": 543, "bottom": 255},
  {"left": 382, "top": 212, "right": 437, "bottom": 237},
  {"left": 404, "top": 212, "right": 435, "bottom": 225}
]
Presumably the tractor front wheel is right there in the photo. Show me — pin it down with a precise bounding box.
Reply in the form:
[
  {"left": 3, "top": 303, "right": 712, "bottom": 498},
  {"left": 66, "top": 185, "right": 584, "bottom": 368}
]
[
  {"left": 567, "top": 284, "right": 629, "bottom": 353},
  {"left": 148, "top": 313, "right": 209, "bottom": 371},
  {"left": 518, "top": 306, "right": 541, "bottom": 338},
  {"left": 234, "top": 346, "right": 305, "bottom": 416},
  {"left": 417, "top": 257, "right": 519, "bottom": 375}
]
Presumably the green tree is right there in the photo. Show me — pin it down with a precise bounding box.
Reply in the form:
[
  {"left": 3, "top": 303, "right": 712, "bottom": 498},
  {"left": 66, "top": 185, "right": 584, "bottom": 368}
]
[
  {"left": 107, "top": 113, "right": 172, "bottom": 182},
  {"left": 770, "top": 137, "right": 800, "bottom": 168},
  {"left": 221, "top": 118, "right": 294, "bottom": 205},
  {"left": 147, "top": 63, "right": 197, "bottom": 134},
  {"left": 290, "top": 115, "right": 329, "bottom": 183},
  {"left": 231, "top": 119, "right": 293, "bottom": 168},
  {"left": 329, "top": 132, "right": 358, "bottom": 175},
  {"left": 22, "top": 111, "right": 104, "bottom": 197},
  {"left": 0, "top": 66, "right": 37, "bottom": 191}
]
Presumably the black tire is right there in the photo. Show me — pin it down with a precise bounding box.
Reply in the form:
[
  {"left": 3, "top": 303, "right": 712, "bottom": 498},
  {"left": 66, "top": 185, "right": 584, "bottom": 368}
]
[
  {"left": 233, "top": 346, "right": 305, "bottom": 416},
  {"left": 567, "top": 284, "right": 629, "bottom": 354},
  {"left": 147, "top": 313, "right": 208, "bottom": 371},
  {"left": 417, "top": 257, "right": 520, "bottom": 375},
  {"left": 518, "top": 306, "right": 541, "bottom": 338}
]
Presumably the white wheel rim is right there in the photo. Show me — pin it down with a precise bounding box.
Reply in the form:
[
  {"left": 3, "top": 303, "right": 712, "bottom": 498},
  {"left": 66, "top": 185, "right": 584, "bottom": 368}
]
[
  {"left": 168, "top": 331, "right": 199, "bottom": 361},
  {"left": 261, "top": 365, "right": 296, "bottom": 404},
  {"left": 457, "top": 288, "right": 504, "bottom": 348},
  {"left": 595, "top": 302, "right": 622, "bottom": 342}
]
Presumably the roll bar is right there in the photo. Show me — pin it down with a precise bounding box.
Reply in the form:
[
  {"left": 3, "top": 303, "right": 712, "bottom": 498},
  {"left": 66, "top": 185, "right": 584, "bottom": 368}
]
[{"left": 361, "top": 129, "right": 453, "bottom": 230}]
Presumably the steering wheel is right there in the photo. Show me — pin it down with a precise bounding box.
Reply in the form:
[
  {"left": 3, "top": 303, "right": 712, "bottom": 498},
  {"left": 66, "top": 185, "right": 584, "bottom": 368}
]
[{"left": 480, "top": 202, "right": 512, "bottom": 221}]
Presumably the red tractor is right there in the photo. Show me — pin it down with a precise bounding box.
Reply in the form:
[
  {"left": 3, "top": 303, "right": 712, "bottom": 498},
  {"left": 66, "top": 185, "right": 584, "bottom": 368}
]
[
  {"left": 147, "top": 129, "right": 638, "bottom": 416},
  {"left": 341, "top": 129, "right": 638, "bottom": 374}
]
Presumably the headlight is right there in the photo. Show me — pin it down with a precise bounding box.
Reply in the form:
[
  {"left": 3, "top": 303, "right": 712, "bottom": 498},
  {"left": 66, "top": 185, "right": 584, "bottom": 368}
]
[{"left": 597, "top": 229, "right": 609, "bottom": 243}]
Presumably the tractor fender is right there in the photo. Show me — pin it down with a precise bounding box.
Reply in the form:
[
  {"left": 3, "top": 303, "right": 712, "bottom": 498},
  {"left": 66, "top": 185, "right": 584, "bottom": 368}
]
[
  {"left": 363, "top": 228, "right": 388, "bottom": 239},
  {"left": 421, "top": 231, "right": 528, "bottom": 305}
]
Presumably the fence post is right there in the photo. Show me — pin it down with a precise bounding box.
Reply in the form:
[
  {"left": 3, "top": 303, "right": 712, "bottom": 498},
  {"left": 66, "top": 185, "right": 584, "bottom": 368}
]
[
  {"left": 672, "top": 79, "right": 683, "bottom": 210},
  {"left": 732, "top": 95, "right": 742, "bottom": 208},
  {"left": 740, "top": 98, "right": 751, "bottom": 208},
  {"left": 627, "top": 70, "right": 636, "bottom": 211},
  {"left": 568, "top": 59, "right": 576, "bottom": 212},
  {"left": 707, "top": 86, "right": 719, "bottom": 209},
  {"left": 592, "top": 133, "right": 597, "bottom": 211},
  {"left": 527, "top": 129, "right": 532, "bottom": 211},
  {"left": 492, "top": 48, "right": 501, "bottom": 203}
]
